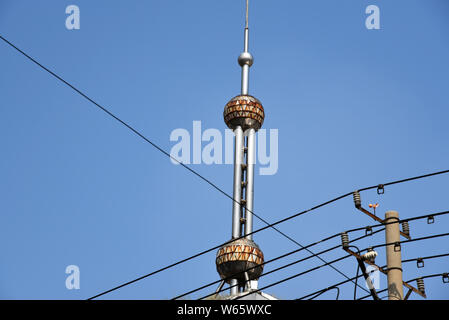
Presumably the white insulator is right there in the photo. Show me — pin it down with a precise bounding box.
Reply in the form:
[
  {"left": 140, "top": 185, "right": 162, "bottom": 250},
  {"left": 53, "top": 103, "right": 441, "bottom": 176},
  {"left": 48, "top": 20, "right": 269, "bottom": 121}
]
[{"left": 363, "top": 250, "right": 378, "bottom": 262}]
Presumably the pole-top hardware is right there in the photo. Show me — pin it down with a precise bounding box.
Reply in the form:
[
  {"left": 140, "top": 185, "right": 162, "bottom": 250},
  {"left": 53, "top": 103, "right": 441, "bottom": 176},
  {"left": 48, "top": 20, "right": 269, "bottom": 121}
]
[
  {"left": 377, "top": 184, "right": 385, "bottom": 195},
  {"left": 353, "top": 191, "right": 361, "bottom": 209},
  {"left": 443, "top": 273, "right": 449, "bottom": 284},
  {"left": 341, "top": 232, "right": 349, "bottom": 249},
  {"left": 365, "top": 226, "right": 373, "bottom": 236},
  {"left": 416, "top": 258, "right": 424, "bottom": 268}
]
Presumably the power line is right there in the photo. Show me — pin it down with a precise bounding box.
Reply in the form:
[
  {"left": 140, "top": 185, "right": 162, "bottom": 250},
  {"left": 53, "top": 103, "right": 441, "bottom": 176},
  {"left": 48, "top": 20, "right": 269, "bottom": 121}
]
[
  {"left": 1, "top": 21, "right": 448, "bottom": 302},
  {"left": 370, "top": 232, "right": 449, "bottom": 251},
  {"left": 172, "top": 233, "right": 340, "bottom": 300},
  {"left": 2, "top": 32, "right": 449, "bottom": 300},
  {"left": 0, "top": 34, "right": 364, "bottom": 295},
  {"left": 296, "top": 251, "right": 449, "bottom": 300},
  {"left": 92, "top": 205, "right": 449, "bottom": 299},
  {"left": 297, "top": 274, "right": 364, "bottom": 300},
  {"left": 179, "top": 209, "right": 449, "bottom": 299},
  {"left": 345, "top": 210, "right": 449, "bottom": 235},
  {"left": 402, "top": 253, "right": 449, "bottom": 265},
  {"left": 193, "top": 228, "right": 384, "bottom": 300},
  {"left": 234, "top": 253, "right": 353, "bottom": 300},
  {"left": 235, "top": 232, "right": 449, "bottom": 300},
  {"left": 308, "top": 286, "right": 339, "bottom": 300},
  {"left": 358, "top": 273, "right": 448, "bottom": 300},
  {"left": 357, "top": 169, "right": 449, "bottom": 192}
]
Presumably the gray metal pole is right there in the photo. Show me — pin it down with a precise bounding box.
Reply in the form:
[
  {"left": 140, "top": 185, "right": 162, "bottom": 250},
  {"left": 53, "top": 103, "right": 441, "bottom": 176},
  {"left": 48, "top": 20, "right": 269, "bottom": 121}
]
[
  {"left": 232, "top": 126, "right": 244, "bottom": 239},
  {"left": 230, "top": 126, "right": 244, "bottom": 296},
  {"left": 240, "top": 28, "right": 250, "bottom": 95},
  {"left": 385, "top": 210, "right": 404, "bottom": 300},
  {"left": 244, "top": 128, "right": 256, "bottom": 239},
  {"left": 230, "top": 279, "right": 239, "bottom": 296}
]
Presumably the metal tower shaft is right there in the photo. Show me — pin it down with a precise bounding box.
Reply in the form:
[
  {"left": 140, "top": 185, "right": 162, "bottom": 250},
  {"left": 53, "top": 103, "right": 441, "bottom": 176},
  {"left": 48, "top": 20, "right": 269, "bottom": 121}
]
[{"left": 217, "top": 0, "right": 265, "bottom": 296}]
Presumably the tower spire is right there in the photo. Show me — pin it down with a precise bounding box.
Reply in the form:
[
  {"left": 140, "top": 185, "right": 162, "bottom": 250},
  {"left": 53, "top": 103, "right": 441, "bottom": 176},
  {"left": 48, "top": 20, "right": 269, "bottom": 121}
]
[
  {"left": 216, "top": 0, "right": 266, "bottom": 297},
  {"left": 239, "top": 0, "right": 253, "bottom": 95}
]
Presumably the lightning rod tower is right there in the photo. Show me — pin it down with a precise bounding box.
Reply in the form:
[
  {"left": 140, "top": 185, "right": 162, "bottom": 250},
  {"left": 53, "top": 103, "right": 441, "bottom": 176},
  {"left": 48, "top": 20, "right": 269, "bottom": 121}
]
[{"left": 215, "top": 0, "right": 267, "bottom": 298}]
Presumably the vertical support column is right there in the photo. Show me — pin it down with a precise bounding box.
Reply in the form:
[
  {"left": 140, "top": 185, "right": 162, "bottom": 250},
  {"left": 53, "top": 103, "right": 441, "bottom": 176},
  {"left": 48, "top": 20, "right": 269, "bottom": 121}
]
[
  {"left": 245, "top": 128, "right": 256, "bottom": 240},
  {"left": 230, "top": 126, "right": 244, "bottom": 296},
  {"left": 385, "top": 210, "right": 404, "bottom": 300},
  {"left": 232, "top": 126, "right": 244, "bottom": 239},
  {"left": 241, "top": 28, "right": 250, "bottom": 95}
]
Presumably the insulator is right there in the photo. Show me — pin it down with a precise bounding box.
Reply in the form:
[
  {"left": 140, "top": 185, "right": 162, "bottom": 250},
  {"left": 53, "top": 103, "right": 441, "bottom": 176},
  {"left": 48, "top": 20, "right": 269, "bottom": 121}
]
[
  {"left": 365, "top": 226, "right": 373, "bottom": 236},
  {"left": 394, "top": 242, "right": 401, "bottom": 252},
  {"left": 402, "top": 221, "right": 410, "bottom": 236},
  {"left": 377, "top": 184, "right": 385, "bottom": 195},
  {"left": 341, "top": 232, "right": 349, "bottom": 249},
  {"left": 353, "top": 191, "right": 361, "bottom": 209},
  {"left": 363, "top": 248, "right": 378, "bottom": 262},
  {"left": 417, "top": 278, "right": 425, "bottom": 294},
  {"left": 416, "top": 258, "right": 424, "bottom": 268},
  {"left": 443, "top": 273, "right": 449, "bottom": 284}
]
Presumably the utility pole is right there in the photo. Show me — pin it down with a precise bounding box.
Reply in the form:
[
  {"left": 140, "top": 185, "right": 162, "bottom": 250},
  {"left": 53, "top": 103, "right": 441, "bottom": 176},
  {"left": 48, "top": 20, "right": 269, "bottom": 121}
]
[{"left": 385, "top": 210, "right": 404, "bottom": 300}]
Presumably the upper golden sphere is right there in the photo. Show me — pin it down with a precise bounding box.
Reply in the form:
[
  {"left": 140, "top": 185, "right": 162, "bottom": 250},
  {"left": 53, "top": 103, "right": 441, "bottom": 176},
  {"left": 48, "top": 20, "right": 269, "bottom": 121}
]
[{"left": 223, "top": 95, "right": 264, "bottom": 131}]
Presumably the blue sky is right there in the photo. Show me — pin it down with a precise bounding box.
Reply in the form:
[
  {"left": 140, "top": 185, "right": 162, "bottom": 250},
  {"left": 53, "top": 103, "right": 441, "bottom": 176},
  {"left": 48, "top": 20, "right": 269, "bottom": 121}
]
[{"left": 0, "top": 0, "right": 448, "bottom": 300}]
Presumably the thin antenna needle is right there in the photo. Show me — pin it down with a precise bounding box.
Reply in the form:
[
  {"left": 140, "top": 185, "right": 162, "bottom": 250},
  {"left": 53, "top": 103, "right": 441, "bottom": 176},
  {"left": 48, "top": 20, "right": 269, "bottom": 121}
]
[{"left": 246, "top": 0, "right": 249, "bottom": 28}]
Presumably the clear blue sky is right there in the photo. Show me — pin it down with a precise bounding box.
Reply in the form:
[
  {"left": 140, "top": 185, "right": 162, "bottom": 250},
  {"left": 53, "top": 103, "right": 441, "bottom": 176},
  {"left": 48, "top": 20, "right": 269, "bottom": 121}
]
[{"left": 1, "top": 0, "right": 448, "bottom": 300}]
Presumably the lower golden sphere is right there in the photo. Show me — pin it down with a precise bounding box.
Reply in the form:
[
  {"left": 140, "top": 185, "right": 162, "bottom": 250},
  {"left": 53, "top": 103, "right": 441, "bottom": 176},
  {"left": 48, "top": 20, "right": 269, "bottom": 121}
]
[{"left": 216, "top": 238, "right": 264, "bottom": 284}]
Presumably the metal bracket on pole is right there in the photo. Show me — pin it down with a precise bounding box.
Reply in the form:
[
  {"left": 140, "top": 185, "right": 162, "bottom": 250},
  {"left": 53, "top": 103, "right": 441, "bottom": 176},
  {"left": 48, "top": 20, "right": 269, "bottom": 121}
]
[
  {"left": 355, "top": 256, "right": 380, "bottom": 300},
  {"left": 213, "top": 280, "right": 225, "bottom": 299},
  {"left": 344, "top": 247, "right": 426, "bottom": 299},
  {"left": 352, "top": 191, "right": 411, "bottom": 240},
  {"left": 404, "top": 288, "right": 413, "bottom": 300}
]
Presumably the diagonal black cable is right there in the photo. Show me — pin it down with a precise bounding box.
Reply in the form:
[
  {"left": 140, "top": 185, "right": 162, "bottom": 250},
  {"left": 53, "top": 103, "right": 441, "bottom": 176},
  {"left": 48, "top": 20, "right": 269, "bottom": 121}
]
[
  {"left": 2, "top": 32, "right": 449, "bottom": 301},
  {"left": 0, "top": 34, "right": 364, "bottom": 297},
  {"left": 1, "top": 33, "right": 367, "bottom": 301},
  {"left": 297, "top": 273, "right": 364, "bottom": 300},
  {"left": 196, "top": 228, "right": 385, "bottom": 300},
  {"left": 308, "top": 286, "right": 339, "bottom": 300},
  {"left": 234, "top": 253, "right": 354, "bottom": 300},
  {"left": 178, "top": 209, "right": 449, "bottom": 299},
  {"left": 88, "top": 203, "right": 448, "bottom": 299}
]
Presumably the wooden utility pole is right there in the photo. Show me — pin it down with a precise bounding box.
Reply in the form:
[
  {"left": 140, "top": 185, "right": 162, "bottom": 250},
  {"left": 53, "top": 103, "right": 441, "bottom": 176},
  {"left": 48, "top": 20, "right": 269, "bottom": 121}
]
[{"left": 385, "top": 210, "right": 404, "bottom": 300}]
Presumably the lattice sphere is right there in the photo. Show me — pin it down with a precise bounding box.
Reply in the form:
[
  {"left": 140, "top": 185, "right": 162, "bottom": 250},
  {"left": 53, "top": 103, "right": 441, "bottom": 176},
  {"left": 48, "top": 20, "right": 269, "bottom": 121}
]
[
  {"left": 223, "top": 95, "right": 264, "bottom": 131},
  {"left": 216, "top": 238, "right": 264, "bottom": 284}
]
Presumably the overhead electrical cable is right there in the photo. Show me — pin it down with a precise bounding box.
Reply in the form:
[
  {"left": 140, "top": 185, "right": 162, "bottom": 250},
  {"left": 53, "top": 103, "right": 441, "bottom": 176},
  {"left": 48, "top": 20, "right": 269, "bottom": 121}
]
[
  {"left": 358, "top": 273, "right": 448, "bottom": 300},
  {"left": 235, "top": 232, "right": 449, "bottom": 300},
  {"left": 297, "top": 251, "right": 449, "bottom": 300},
  {"left": 195, "top": 229, "right": 384, "bottom": 300},
  {"left": 0, "top": 34, "right": 369, "bottom": 294},
  {"left": 91, "top": 207, "right": 449, "bottom": 299},
  {"left": 2, "top": 35, "right": 445, "bottom": 300}
]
